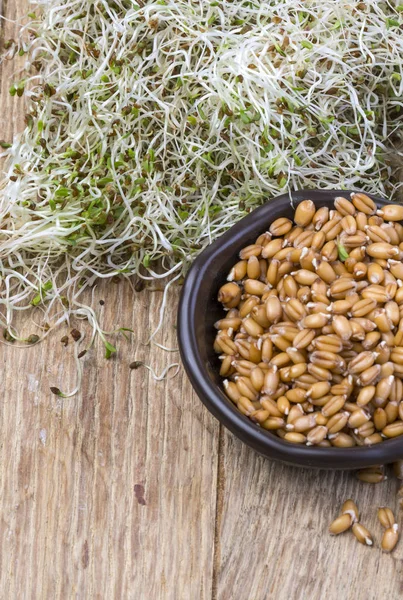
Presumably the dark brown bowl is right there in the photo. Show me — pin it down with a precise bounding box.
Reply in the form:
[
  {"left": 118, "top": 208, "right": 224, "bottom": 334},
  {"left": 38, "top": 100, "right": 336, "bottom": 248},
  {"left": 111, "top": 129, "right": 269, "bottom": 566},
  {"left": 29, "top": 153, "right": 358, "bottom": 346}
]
[{"left": 177, "top": 190, "right": 403, "bottom": 468}]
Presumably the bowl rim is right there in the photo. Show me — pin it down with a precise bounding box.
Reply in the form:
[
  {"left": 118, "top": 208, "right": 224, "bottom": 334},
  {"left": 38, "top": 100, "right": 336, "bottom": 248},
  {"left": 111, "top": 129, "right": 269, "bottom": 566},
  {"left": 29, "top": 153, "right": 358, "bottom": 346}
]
[{"left": 177, "top": 189, "right": 403, "bottom": 468}]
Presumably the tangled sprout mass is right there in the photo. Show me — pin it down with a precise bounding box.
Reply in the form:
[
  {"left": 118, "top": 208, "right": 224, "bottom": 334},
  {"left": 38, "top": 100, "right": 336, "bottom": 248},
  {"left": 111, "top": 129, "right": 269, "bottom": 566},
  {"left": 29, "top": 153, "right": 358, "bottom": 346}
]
[{"left": 0, "top": 0, "right": 403, "bottom": 359}]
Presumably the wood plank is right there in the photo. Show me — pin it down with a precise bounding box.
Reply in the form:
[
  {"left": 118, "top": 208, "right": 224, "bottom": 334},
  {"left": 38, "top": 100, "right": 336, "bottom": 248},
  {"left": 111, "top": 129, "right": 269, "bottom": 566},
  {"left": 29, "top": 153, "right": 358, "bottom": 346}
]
[
  {"left": 0, "top": 2, "right": 219, "bottom": 598},
  {"left": 0, "top": 0, "right": 27, "bottom": 158},
  {"left": 0, "top": 286, "right": 219, "bottom": 599},
  {"left": 215, "top": 429, "right": 403, "bottom": 600},
  {"left": 3, "top": 3, "right": 403, "bottom": 600}
]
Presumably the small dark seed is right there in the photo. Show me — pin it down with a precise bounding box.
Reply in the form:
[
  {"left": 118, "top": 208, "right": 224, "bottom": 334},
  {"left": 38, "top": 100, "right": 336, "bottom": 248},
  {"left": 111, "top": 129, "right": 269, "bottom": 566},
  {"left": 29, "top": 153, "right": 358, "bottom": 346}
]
[
  {"left": 99, "top": 299, "right": 105, "bottom": 306},
  {"left": 70, "top": 329, "right": 81, "bottom": 342},
  {"left": 134, "top": 279, "right": 145, "bottom": 292},
  {"left": 50, "top": 387, "right": 61, "bottom": 396},
  {"left": 61, "top": 335, "right": 69, "bottom": 346},
  {"left": 27, "top": 334, "right": 40, "bottom": 344},
  {"left": 3, "top": 329, "right": 15, "bottom": 343},
  {"left": 130, "top": 361, "right": 143, "bottom": 370},
  {"left": 78, "top": 350, "right": 87, "bottom": 359}
]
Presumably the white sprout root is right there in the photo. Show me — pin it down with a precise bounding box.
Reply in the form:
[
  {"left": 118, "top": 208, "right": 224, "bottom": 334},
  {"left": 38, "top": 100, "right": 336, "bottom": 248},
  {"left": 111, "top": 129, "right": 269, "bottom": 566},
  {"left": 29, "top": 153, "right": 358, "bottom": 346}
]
[{"left": 0, "top": 0, "right": 403, "bottom": 390}]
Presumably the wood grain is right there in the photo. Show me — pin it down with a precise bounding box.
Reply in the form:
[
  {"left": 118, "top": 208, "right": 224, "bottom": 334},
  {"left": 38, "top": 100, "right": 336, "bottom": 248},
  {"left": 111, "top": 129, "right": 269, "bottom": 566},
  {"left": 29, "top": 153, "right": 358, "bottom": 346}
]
[
  {"left": 0, "top": 0, "right": 27, "bottom": 159},
  {"left": 0, "top": 282, "right": 219, "bottom": 600},
  {"left": 216, "top": 430, "right": 403, "bottom": 600},
  {"left": 0, "top": 5, "right": 218, "bottom": 599},
  {"left": 1, "top": 2, "right": 403, "bottom": 599}
]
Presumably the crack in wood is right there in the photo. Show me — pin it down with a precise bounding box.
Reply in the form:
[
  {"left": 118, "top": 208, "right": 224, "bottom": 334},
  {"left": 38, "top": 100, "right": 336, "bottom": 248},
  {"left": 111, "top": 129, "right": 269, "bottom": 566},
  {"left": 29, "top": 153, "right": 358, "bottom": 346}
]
[{"left": 212, "top": 425, "right": 225, "bottom": 600}]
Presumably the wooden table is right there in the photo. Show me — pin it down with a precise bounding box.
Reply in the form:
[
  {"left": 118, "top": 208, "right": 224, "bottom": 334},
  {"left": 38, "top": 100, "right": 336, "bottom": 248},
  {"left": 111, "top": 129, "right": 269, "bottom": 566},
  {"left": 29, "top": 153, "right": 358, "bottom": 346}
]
[{"left": 1, "top": 2, "right": 403, "bottom": 598}]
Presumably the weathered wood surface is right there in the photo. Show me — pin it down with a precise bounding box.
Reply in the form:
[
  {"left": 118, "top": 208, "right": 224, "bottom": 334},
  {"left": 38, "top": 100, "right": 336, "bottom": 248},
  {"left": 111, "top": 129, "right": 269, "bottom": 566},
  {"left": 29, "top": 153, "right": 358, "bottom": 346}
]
[{"left": 0, "top": 2, "right": 403, "bottom": 599}]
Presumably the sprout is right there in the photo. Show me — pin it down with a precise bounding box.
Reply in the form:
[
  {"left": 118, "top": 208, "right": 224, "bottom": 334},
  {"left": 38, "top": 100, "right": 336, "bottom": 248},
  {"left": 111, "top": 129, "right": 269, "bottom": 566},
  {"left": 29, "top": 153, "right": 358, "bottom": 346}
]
[
  {"left": 338, "top": 243, "right": 350, "bottom": 262},
  {"left": 103, "top": 340, "right": 117, "bottom": 360}
]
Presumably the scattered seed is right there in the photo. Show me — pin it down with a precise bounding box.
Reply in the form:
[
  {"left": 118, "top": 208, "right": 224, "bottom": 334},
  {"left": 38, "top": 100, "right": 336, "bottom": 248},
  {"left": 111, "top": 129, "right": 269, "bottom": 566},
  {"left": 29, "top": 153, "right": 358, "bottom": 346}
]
[
  {"left": 377, "top": 507, "right": 396, "bottom": 529},
  {"left": 341, "top": 499, "right": 359, "bottom": 523},
  {"left": 381, "top": 524, "right": 399, "bottom": 552},
  {"left": 357, "top": 466, "right": 386, "bottom": 484},
  {"left": 352, "top": 522, "right": 373, "bottom": 546},
  {"left": 329, "top": 513, "right": 352, "bottom": 535}
]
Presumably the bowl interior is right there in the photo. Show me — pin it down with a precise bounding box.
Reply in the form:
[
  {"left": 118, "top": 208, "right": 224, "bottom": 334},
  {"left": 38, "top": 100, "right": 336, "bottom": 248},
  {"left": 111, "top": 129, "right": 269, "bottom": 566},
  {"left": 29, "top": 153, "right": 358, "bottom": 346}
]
[{"left": 178, "top": 190, "right": 403, "bottom": 468}]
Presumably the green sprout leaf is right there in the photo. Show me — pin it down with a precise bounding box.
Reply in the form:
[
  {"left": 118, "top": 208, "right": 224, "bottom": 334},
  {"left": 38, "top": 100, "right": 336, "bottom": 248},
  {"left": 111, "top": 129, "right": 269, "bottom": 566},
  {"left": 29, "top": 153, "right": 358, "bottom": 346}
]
[
  {"left": 118, "top": 326, "right": 135, "bottom": 340},
  {"left": 338, "top": 242, "right": 349, "bottom": 262},
  {"left": 104, "top": 340, "right": 117, "bottom": 359},
  {"left": 55, "top": 187, "right": 70, "bottom": 198},
  {"left": 31, "top": 294, "right": 43, "bottom": 306},
  {"left": 386, "top": 18, "right": 400, "bottom": 28},
  {"left": 31, "top": 282, "right": 53, "bottom": 305}
]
